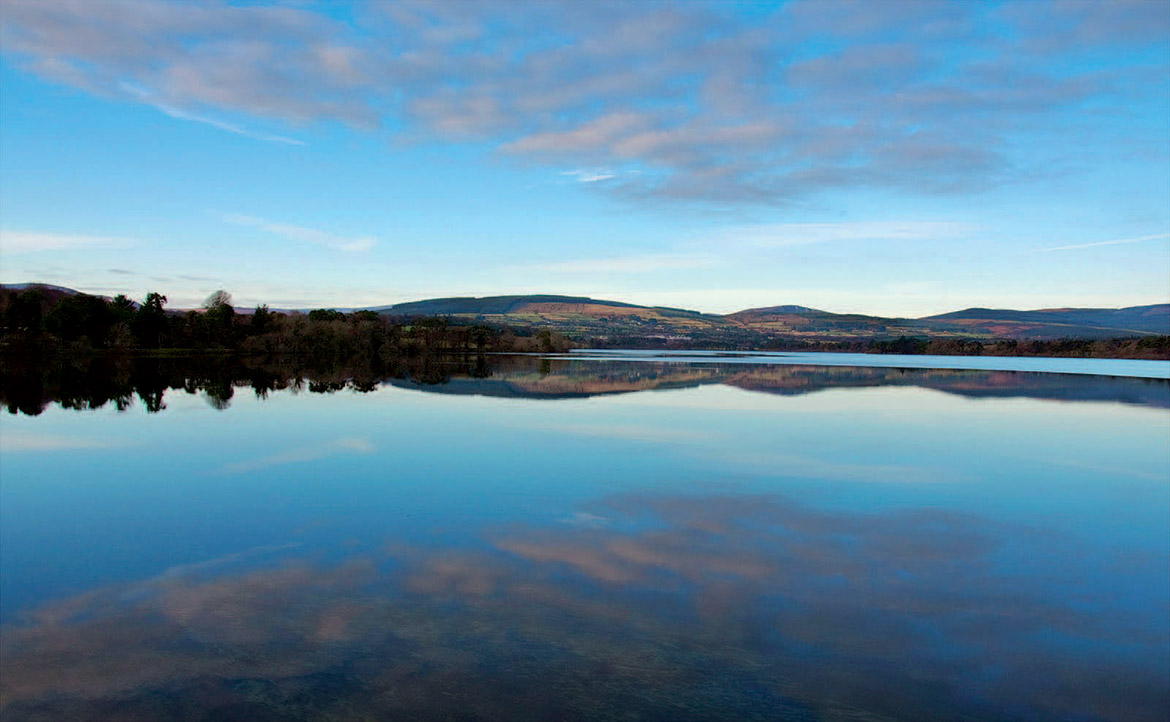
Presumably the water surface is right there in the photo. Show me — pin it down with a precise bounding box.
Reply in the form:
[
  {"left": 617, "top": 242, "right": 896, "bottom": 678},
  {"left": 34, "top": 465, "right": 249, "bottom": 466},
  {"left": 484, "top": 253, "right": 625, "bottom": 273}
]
[{"left": 1, "top": 353, "right": 1167, "bottom": 721}]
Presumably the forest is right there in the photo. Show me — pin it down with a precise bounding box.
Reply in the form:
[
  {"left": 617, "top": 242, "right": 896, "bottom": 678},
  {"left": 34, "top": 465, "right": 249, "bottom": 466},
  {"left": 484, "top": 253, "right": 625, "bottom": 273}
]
[
  {"left": 0, "top": 286, "right": 571, "bottom": 357},
  {"left": 1, "top": 285, "right": 1167, "bottom": 360}
]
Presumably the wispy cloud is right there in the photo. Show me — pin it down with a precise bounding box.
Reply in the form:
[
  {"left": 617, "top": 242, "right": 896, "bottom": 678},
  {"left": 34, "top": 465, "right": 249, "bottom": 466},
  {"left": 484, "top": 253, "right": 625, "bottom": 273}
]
[
  {"left": 0, "top": 431, "right": 127, "bottom": 453},
  {"left": 223, "top": 214, "right": 377, "bottom": 252},
  {"left": 699, "top": 449, "right": 950, "bottom": 484},
  {"left": 560, "top": 168, "right": 628, "bottom": 183},
  {"left": 153, "top": 543, "right": 302, "bottom": 581},
  {"left": 713, "top": 221, "right": 975, "bottom": 248},
  {"left": 154, "top": 103, "right": 307, "bottom": 146},
  {"left": 0, "top": 229, "right": 129, "bottom": 253},
  {"left": 2, "top": 0, "right": 1160, "bottom": 206},
  {"left": 119, "top": 81, "right": 306, "bottom": 146},
  {"left": 1038, "top": 232, "right": 1170, "bottom": 253},
  {"left": 219, "top": 437, "right": 375, "bottom": 474},
  {"left": 518, "top": 252, "right": 716, "bottom": 274},
  {"left": 532, "top": 422, "right": 710, "bottom": 444}
]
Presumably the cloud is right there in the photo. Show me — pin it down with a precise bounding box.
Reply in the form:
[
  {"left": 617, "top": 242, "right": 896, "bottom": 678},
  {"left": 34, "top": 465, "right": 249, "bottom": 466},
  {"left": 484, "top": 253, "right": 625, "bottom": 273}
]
[
  {"left": 516, "top": 252, "right": 715, "bottom": 274},
  {"left": 1038, "top": 232, "right": 1170, "bottom": 253},
  {"left": 0, "top": 431, "right": 125, "bottom": 452},
  {"left": 153, "top": 543, "right": 301, "bottom": 582},
  {"left": 218, "top": 437, "right": 375, "bottom": 474},
  {"left": 560, "top": 169, "right": 619, "bottom": 183},
  {"left": 153, "top": 102, "right": 307, "bottom": 146},
  {"left": 698, "top": 449, "right": 948, "bottom": 484},
  {"left": 1, "top": 0, "right": 1162, "bottom": 206},
  {"left": 995, "top": 0, "right": 1170, "bottom": 53},
  {"left": 526, "top": 422, "right": 710, "bottom": 444},
  {"left": 118, "top": 80, "right": 306, "bottom": 145},
  {"left": 0, "top": 490, "right": 1165, "bottom": 719},
  {"left": 0, "top": 229, "right": 129, "bottom": 253},
  {"left": 222, "top": 214, "right": 377, "bottom": 252},
  {"left": 710, "top": 220, "right": 975, "bottom": 248}
]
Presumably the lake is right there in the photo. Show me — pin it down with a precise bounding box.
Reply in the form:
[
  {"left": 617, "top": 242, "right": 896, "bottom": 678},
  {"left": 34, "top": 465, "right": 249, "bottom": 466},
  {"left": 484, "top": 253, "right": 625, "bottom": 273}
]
[{"left": 1, "top": 352, "right": 1168, "bottom": 721}]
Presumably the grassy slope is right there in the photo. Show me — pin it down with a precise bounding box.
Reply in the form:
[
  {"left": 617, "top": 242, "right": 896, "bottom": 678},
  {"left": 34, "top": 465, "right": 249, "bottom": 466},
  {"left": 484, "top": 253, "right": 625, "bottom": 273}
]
[{"left": 408, "top": 299, "right": 1168, "bottom": 341}]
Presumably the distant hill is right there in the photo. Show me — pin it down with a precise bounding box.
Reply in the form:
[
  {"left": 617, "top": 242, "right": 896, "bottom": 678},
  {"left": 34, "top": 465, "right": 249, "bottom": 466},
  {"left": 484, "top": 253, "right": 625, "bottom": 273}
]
[
  {"left": 724, "top": 305, "right": 924, "bottom": 337},
  {"left": 1, "top": 282, "right": 83, "bottom": 296},
  {"left": 365, "top": 295, "right": 1169, "bottom": 341},
  {"left": 730, "top": 304, "right": 822, "bottom": 316},
  {"left": 4, "top": 283, "right": 1167, "bottom": 342},
  {"left": 0, "top": 283, "right": 138, "bottom": 308},
  {"left": 366, "top": 294, "right": 729, "bottom": 342},
  {"left": 922, "top": 304, "right": 1170, "bottom": 338},
  {"left": 373, "top": 294, "right": 644, "bottom": 316}
]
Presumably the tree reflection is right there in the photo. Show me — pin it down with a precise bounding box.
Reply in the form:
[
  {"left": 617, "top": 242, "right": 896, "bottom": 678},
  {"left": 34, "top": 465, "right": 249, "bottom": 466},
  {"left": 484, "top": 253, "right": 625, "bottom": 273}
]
[{"left": 1, "top": 354, "right": 1167, "bottom": 416}]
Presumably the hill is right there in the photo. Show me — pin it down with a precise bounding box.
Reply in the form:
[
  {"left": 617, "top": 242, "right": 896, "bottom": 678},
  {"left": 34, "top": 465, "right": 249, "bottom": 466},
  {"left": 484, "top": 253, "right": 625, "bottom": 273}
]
[
  {"left": 373, "top": 294, "right": 643, "bottom": 315},
  {"left": 725, "top": 306, "right": 932, "bottom": 338},
  {"left": 369, "top": 294, "right": 729, "bottom": 343},
  {"left": 384, "top": 295, "right": 1168, "bottom": 342},
  {"left": 922, "top": 305, "right": 1169, "bottom": 338},
  {"left": 0, "top": 283, "right": 87, "bottom": 304},
  {"left": 4, "top": 284, "right": 1167, "bottom": 344},
  {"left": 367, "top": 294, "right": 1170, "bottom": 340}
]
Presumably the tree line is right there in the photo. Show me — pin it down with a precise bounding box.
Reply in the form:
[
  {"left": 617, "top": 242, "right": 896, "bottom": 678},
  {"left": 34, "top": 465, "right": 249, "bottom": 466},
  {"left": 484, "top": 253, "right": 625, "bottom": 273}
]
[
  {"left": 590, "top": 331, "right": 1170, "bottom": 359},
  {"left": 2, "top": 285, "right": 1165, "bottom": 360},
  {"left": 0, "top": 286, "right": 572, "bottom": 357},
  {"left": 854, "top": 335, "right": 1169, "bottom": 359}
]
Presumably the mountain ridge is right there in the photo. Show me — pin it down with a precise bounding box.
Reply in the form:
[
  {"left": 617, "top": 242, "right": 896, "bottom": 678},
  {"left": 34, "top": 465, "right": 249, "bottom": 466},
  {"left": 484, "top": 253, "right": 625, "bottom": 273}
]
[{"left": 4, "top": 284, "right": 1167, "bottom": 340}]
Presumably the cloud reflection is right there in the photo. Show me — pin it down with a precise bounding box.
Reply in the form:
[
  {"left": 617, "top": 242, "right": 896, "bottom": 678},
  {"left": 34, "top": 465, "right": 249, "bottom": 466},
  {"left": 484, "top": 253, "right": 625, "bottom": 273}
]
[
  {"left": 2, "top": 492, "right": 1165, "bottom": 721},
  {"left": 217, "top": 437, "right": 375, "bottom": 474}
]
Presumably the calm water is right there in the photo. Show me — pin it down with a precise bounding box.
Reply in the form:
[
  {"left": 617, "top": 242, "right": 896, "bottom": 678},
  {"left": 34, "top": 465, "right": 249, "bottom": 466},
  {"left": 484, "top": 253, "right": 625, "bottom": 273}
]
[{"left": 1, "top": 353, "right": 1168, "bottom": 721}]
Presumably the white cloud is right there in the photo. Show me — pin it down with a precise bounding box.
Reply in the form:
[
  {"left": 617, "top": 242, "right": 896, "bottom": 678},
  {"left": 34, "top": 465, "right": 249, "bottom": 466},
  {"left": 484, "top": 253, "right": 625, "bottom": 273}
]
[
  {"left": 1, "top": 0, "right": 1163, "bottom": 206},
  {"left": 1038, "top": 232, "right": 1170, "bottom": 253},
  {"left": 118, "top": 81, "right": 307, "bottom": 146},
  {"left": 517, "top": 252, "right": 715, "bottom": 274},
  {"left": 219, "top": 437, "right": 375, "bottom": 474},
  {"left": 222, "top": 213, "right": 377, "bottom": 252},
  {"left": 0, "top": 230, "right": 130, "bottom": 253},
  {"left": 528, "top": 422, "right": 710, "bottom": 444},
  {"left": 712, "top": 220, "right": 975, "bottom": 248},
  {"left": 698, "top": 449, "right": 950, "bottom": 484},
  {"left": 0, "top": 431, "right": 127, "bottom": 452},
  {"left": 560, "top": 168, "right": 620, "bottom": 183},
  {"left": 154, "top": 104, "right": 307, "bottom": 146},
  {"left": 153, "top": 543, "right": 302, "bottom": 581}
]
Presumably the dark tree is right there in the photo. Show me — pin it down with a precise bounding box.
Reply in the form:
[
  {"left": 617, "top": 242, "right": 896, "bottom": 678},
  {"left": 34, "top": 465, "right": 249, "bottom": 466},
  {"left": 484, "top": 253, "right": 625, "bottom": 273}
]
[
  {"left": 111, "top": 294, "right": 136, "bottom": 324},
  {"left": 135, "top": 292, "right": 168, "bottom": 348},
  {"left": 45, "top": 294, "right": 115, "bottom": 347},
  {"left": 308, "top": 309, "right": 346, "bottom": 323},
  {"left": 251, "top": 304, "right": 272, "bottom": 334},
  {"left": 203, "top": 290, "right": 236, "bottom": 336}
]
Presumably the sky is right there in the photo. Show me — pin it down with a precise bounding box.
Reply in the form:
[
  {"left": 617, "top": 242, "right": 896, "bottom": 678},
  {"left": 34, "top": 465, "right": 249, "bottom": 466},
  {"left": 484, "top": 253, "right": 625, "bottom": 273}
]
[{"left": 0, "top": 0, "right": 1167, "bottom": 317}]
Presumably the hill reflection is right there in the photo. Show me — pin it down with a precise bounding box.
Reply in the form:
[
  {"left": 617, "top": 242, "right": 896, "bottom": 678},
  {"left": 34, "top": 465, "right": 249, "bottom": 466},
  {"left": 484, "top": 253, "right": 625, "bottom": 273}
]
[
  {"left": 2, "top": 353, "right": 1167, "bottom": 416},
  {"left": 2, "top": 491, "right": 1165, "bottom": 721}
]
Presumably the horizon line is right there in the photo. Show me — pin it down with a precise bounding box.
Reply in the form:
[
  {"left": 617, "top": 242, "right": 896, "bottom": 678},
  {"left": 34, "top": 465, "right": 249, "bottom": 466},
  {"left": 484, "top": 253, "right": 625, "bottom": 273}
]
[{"left": 2, "top": 282, "right": 1168, "bottom": 321}]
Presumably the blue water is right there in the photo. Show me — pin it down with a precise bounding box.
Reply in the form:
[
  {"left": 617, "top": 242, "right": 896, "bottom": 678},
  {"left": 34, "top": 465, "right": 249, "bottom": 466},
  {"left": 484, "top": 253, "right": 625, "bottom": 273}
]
[{"left": 0, "top": 354, "right": 1167, "bottom": 721}]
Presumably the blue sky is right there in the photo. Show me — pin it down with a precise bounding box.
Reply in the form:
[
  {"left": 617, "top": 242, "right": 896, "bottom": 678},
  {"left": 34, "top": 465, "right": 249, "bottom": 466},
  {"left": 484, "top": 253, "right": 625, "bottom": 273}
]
[{"left": 0, "top": 0, "right": 1167, "bottom": 316}]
